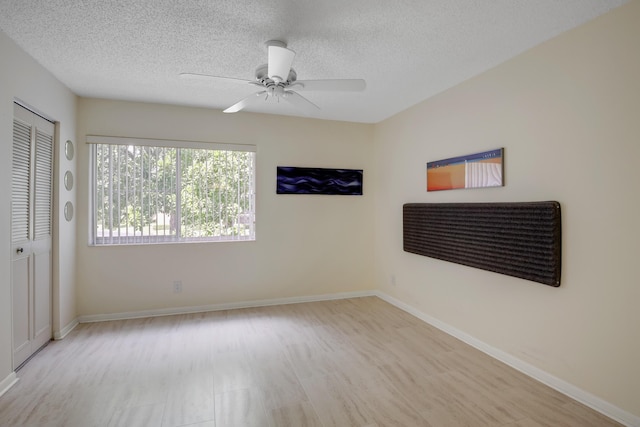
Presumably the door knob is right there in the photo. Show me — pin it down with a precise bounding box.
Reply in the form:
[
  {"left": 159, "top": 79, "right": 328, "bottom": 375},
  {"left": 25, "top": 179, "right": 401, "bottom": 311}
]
[{"left": 16, "top": 247, "right": 23, "bottom": 253}]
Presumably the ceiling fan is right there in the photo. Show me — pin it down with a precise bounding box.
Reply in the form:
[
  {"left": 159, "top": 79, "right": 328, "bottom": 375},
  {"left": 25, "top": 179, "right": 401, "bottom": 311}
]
[{"left": 180, "top": 40, "right": 366, "bottom": 114}]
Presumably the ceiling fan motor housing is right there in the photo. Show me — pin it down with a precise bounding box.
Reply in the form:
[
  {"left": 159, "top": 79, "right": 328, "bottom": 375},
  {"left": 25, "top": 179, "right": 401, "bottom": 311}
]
[{"left": 255, "top": 64, "right": 297, "bottom": 86}]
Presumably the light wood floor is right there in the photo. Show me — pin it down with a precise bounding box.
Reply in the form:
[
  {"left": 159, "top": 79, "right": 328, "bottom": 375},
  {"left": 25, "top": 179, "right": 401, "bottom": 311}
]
[{"left": 0, "top": 297, "right": 622, "bottom": 427}]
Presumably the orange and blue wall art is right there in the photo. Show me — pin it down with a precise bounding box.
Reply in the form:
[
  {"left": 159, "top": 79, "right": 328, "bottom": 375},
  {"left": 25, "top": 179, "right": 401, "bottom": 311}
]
[{"left": 427, "top": 148, "right": 503, "bottom": 192}]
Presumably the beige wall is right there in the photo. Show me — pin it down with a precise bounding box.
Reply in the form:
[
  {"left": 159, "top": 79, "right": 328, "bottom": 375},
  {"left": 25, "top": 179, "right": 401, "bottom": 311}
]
[
  {"left": 0, "top": 30, "right": 77, "bottom": 384},
  {"left": 373, "top": 1, "right": 640, "bottom": 417},
  {"left": 75, "top": 99, "right": 374, "bottom": 316}
]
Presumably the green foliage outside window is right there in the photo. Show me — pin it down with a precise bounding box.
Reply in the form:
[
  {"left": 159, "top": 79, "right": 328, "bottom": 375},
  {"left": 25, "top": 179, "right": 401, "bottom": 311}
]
[{"left": 93, "top": 143, "right": 255, "bottom": 244}]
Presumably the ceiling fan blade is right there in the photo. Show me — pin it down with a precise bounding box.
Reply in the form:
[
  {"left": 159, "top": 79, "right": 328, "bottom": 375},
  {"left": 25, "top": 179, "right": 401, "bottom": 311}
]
[
  {"left": 223, "top": 91, "right": 267, "bottom": 113},
  {"left": 283, "top": 91, "right": 320, "bottom": 115},
  {"left": 179, "top": 73, "right": 253, "bottom": 85},
  {"left": 291, "top": 79, "right": 366, "bottom": 92},
  {"left": 268, "top": 45, "right": 295, "bottom": 83}
]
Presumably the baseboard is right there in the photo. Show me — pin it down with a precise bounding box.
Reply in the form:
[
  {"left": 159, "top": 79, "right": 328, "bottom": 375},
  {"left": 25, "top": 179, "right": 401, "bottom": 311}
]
[
  {"left": 78, "top": 290, "right": 376, "bottom": 323},
  {"left": 0, "top": 372, "right": 18, "bottom": 399},
  {"left": 374, "top": 291, "right": 640, "bottom": 427},
  {"left": 53, "top": 318, "right": 79, "bottom": 340}
]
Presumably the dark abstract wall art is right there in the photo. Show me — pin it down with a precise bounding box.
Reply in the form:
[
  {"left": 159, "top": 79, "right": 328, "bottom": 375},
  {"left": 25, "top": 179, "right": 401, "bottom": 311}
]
[{"left": 276, "top": 167, "right": 363, "bottom": 195}]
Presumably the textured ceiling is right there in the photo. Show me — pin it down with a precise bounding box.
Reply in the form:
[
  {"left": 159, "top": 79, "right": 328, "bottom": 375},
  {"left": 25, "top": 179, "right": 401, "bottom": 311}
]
[{"left": 0, "top": 0, "right": 629, "bottom": 123}]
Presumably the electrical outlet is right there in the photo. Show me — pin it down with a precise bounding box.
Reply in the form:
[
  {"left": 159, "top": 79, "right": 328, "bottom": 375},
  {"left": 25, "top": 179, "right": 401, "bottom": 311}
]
[
  {"left": 390, "top": 274, "right": 396, "bottom": 286},
  {"left": 173, "top": 280, "right": 183, "bottom": 293}
]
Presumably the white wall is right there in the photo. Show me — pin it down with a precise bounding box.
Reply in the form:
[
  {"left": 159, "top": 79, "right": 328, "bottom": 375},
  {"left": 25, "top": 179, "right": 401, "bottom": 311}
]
[
  {"left": 0, "top": 30, "right": 77, "bottom": 385},
  {"left": 75, "top": 99, "right": 374, "bottom": 316},
  {"left": 373, "top": 1, "right": 640, "bottom": 418}
]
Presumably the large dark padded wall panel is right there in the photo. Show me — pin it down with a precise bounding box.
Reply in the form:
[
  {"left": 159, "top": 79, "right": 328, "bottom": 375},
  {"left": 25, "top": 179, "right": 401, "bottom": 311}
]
[{"left": 403, "top": 202, "right": 561, "bottom": 286}]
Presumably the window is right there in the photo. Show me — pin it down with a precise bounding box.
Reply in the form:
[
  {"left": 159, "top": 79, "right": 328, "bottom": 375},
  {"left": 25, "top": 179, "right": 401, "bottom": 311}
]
[{"left": 88, "top": 136, "right": 255, "bottom": 245}]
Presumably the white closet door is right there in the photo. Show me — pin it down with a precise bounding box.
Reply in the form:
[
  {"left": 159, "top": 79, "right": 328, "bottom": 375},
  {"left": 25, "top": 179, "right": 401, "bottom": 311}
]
[
  {"left": 11, "top": 103, "right": 54, "bottom": 369},
  {"left": 32, "top": 125, "right": 53, "bottom": 351}
]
